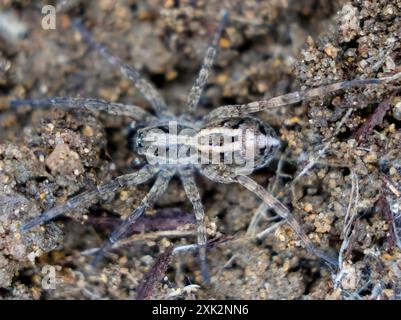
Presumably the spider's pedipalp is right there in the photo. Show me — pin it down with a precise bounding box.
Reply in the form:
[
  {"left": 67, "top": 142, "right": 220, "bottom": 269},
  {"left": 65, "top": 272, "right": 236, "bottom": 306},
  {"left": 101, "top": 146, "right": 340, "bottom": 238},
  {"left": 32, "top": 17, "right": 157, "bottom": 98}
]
[
  {"left": 92, "top": 169, "right": 174, "bottom": 266},
  {"left": 72, "top": 19, "right": 168, "bottom": 117},
  {"left": 179, "top": 168, "right": 209, "bottom": 283},
  {"left": 204, "top": 72, "right": 401, "bottom": 120},
  {"left": 186, "top": 10, "right": 229, "bottom": 114},
  {"left": 236, "top": 175, "right": 338, "bottom": 266},
  {"left": 10, "top": 97, "right": 156, "bottom": 121},
  {"left": 21, "top": 165, "right": 159, "bottom": 233}
]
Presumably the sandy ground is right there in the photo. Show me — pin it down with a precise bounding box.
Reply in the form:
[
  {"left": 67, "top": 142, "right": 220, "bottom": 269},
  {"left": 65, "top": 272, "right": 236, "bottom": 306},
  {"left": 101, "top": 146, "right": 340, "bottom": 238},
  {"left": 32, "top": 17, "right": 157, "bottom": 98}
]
[{"left": 0, "top": 0, "right": 400, "bottom": 300}]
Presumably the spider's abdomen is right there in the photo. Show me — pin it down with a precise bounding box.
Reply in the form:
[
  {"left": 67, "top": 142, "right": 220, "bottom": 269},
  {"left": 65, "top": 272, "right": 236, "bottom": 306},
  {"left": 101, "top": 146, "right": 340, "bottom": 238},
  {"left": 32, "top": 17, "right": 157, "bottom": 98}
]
[{"left": 199, "top": 117, "right": 281, "bottom": 183}]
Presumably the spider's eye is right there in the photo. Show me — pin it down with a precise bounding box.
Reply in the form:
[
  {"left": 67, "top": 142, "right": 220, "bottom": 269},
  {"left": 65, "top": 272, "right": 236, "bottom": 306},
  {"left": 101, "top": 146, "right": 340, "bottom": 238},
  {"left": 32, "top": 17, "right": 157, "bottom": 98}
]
[
  {"left": 130, "top": 131, "right": 144, "bottom": 153},
  {"left": 137, "top": 133, "right": 144, "bottom": 147}
]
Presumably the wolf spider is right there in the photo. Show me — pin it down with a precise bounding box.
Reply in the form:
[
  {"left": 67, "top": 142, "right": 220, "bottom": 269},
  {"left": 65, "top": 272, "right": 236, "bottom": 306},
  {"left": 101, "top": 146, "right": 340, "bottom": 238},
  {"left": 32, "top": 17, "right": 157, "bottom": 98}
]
[{"left": 11, "top": 10, "right": 401, "bottom": 282}]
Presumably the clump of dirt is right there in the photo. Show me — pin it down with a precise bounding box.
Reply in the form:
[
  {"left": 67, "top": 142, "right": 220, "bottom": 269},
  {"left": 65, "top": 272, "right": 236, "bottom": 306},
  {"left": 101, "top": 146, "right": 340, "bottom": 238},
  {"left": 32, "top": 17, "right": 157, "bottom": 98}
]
[
  {"left": 292, "top": 0, "right": 401, "bottom": 299},
  {"left": 0, "top": 0, "right": 400, "bottom": 300},
  {"left": 0, "top": 143, "right": 62, "bottom": 289}
]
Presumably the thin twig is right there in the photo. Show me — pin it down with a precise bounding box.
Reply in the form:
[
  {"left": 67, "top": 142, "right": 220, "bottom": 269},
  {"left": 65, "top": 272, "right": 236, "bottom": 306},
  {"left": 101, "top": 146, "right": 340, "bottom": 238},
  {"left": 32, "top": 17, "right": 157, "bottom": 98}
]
[
  {"left": 334, "top": 170, "right": 360, "bottom": 288},
  {"left": 255, "top": 220, "right": 286, "bottom": 240},
  {"left": 136, "top": 246, "right": 174, "bottom": 300}
]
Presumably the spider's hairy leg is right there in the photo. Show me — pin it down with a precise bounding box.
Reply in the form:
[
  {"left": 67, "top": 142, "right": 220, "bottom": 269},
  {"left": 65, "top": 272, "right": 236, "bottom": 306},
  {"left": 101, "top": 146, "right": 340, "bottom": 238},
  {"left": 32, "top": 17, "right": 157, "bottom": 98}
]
[
  {"left": 72, "top": 19, "right": 168, "bottom": 116},
  {"left": 21, "top": 165, "right": 159, "bottom": 232},
  {"left": 92, "top": 169, "right": 174, "bottom": 266},
  {"left": 10, "top": 97, "right": 156, "bottom": 121},
  {"left": 236, "top": 175, "right": 338, "bottom": 266},
  {"left": 179, "top": 168, "right": 210, "bottom": 283},
  {"left": 186, "top": 10, "right": 229, "bottom": 114},
  {"left": 204, "top": 72, "right": 401, "bottom": 120}
]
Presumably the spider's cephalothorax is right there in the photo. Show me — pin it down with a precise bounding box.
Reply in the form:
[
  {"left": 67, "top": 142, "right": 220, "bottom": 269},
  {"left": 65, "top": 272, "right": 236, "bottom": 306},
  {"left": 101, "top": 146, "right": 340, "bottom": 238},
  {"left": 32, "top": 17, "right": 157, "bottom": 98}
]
[
  {"left": 131, "top": 119, "right": 198, "bottom": 166},
  {"left": 10, "top": 10, "right": 401, "bottom": 282}
]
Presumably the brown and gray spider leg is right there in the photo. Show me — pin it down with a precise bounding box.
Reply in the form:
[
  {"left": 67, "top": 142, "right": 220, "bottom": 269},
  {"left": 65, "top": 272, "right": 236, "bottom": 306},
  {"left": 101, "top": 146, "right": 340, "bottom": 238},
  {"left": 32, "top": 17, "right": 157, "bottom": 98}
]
[
  {"left": 179, "top": 168, "right": 210, "bottom": 283},
  {"left": 10, "top": 97, "right": 156, "bottom": 121},
  {"left": 236, "top": 174, "right": 338, "bottom": 266},
  {"left": 204, "top": 72, "right": 401, "bottom": 120},
  {"left": 92, "top": 169, "right": 174, "bottom": 266},
  {"left": 186, "top": 10, "right": 229, "bottom": 114},
  {"left": 72, "top": 19, "right": 168, "bottom": 116},
  {"left": 247, "top": 156, "right": 287, "bottom": 237},
  {"left": 21, "top": 165, "right": 159, "bottom": 232}
]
